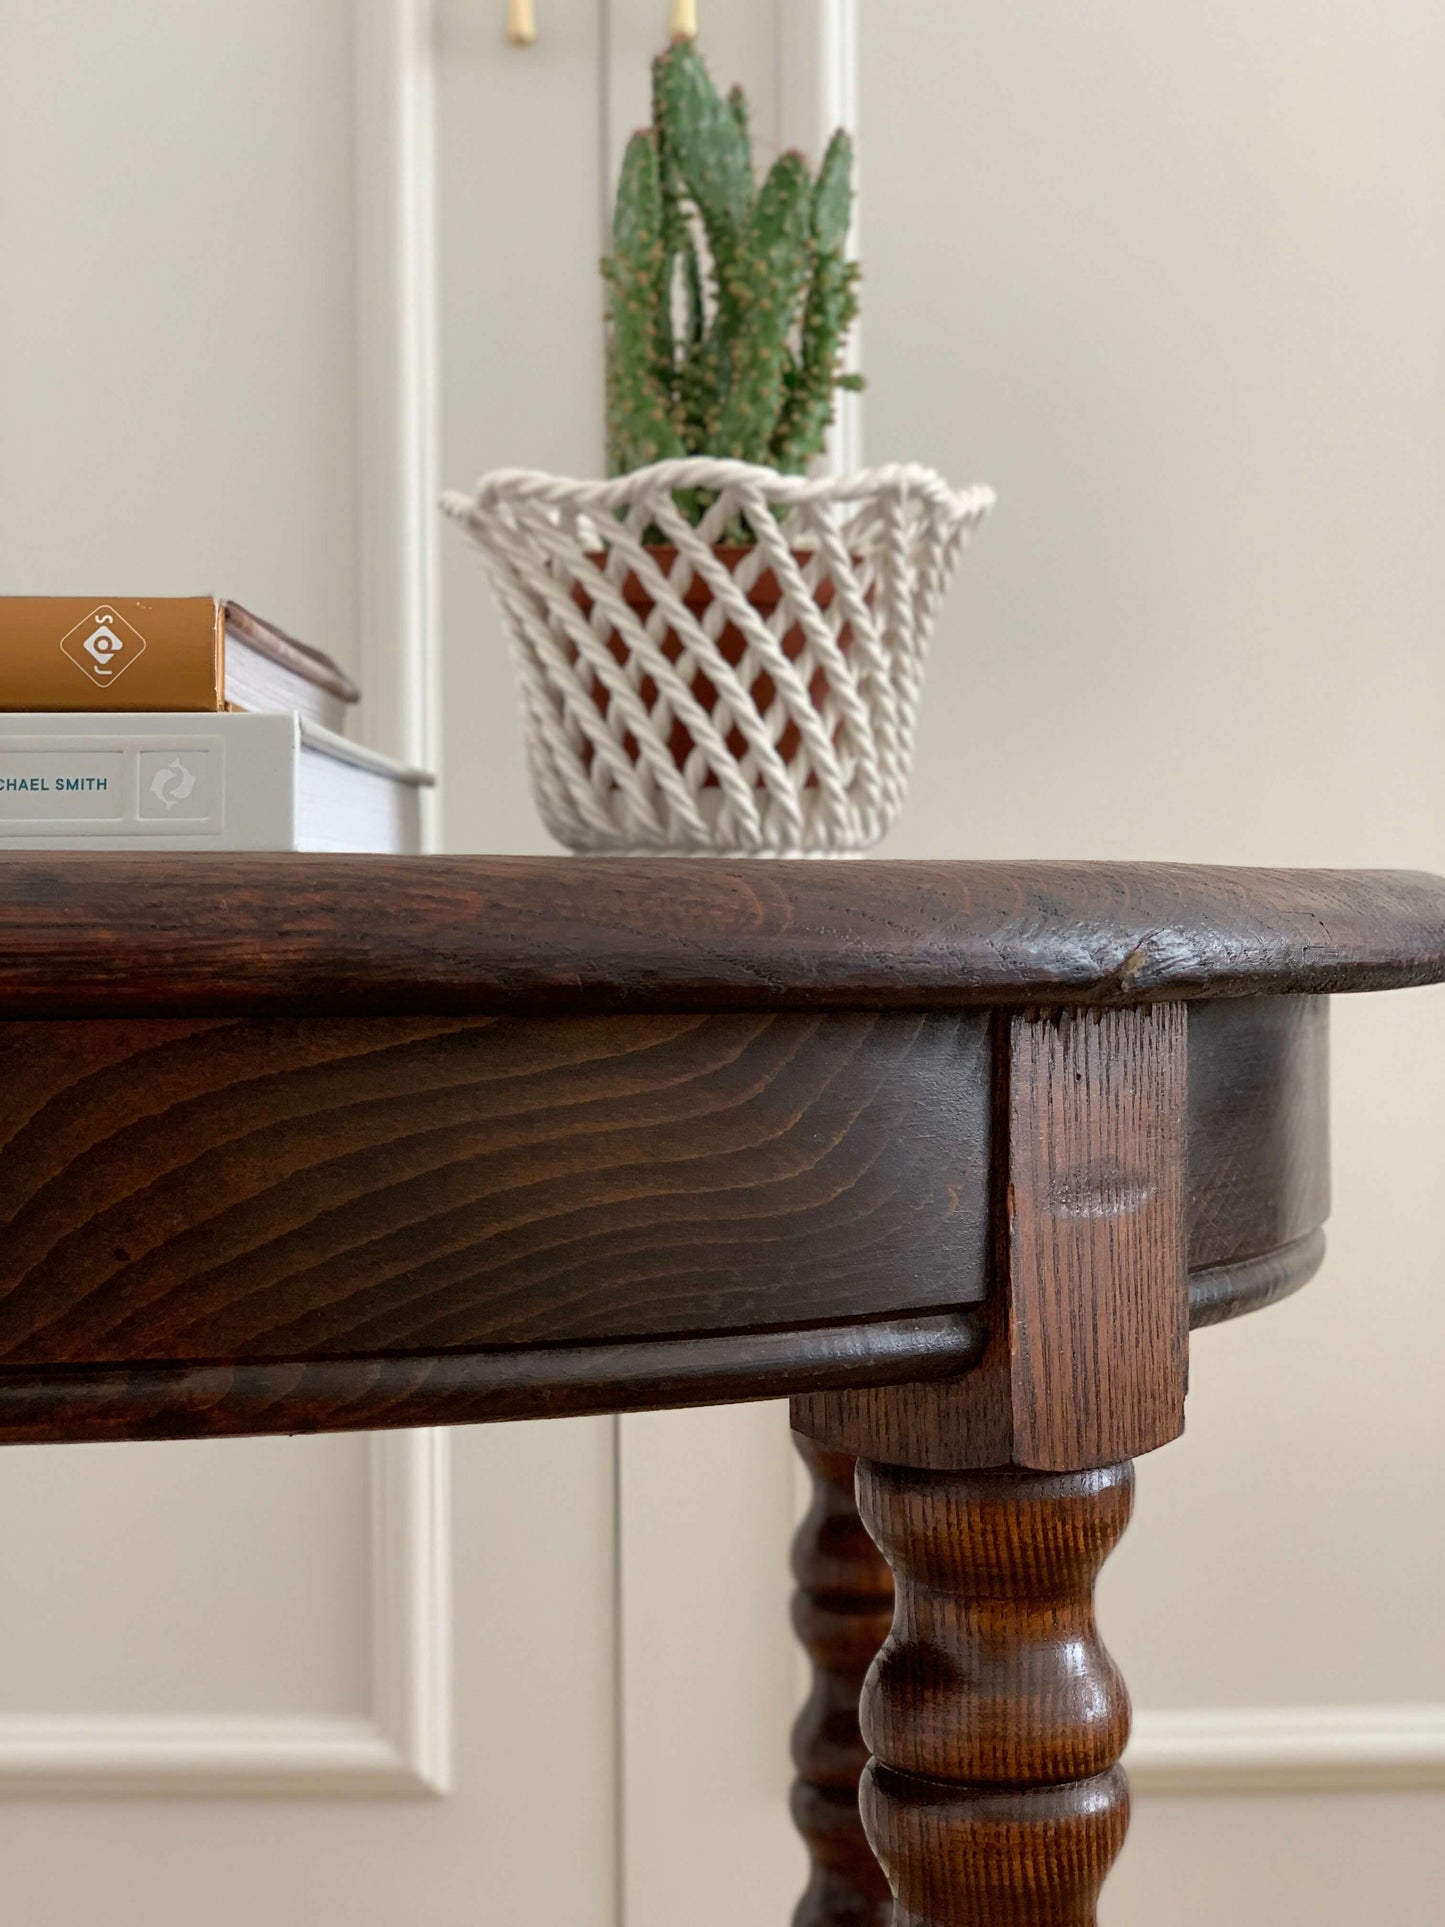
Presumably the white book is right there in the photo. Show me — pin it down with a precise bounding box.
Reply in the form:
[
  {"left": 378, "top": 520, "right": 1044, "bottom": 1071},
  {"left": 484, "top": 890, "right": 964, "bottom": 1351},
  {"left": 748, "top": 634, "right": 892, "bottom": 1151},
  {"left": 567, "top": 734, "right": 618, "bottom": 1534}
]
[{"left": 0, "top": 713, "right": 433, "bottom": 852}]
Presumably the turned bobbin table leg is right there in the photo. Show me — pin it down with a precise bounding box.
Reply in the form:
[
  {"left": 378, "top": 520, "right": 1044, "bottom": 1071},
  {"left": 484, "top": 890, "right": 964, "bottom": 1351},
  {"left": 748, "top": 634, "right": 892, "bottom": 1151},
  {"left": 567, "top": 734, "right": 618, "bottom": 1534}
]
[
  {"left": 790, "top": 1437, "right": 894, "bottom": 1927},
  {"left": 857, "top": 1461, "right": 1132, "bottom": 1926},
  {"left": 792, "top": 1003, "right": 1190, "bottom": 1925}
]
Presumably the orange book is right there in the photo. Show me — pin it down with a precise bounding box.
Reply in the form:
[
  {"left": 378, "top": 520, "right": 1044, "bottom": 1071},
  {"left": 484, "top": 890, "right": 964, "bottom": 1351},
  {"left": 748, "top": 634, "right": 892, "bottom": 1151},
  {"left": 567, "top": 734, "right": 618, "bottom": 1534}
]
[{"left": 0, "top": 598, "right": 359, "bottom": 731}]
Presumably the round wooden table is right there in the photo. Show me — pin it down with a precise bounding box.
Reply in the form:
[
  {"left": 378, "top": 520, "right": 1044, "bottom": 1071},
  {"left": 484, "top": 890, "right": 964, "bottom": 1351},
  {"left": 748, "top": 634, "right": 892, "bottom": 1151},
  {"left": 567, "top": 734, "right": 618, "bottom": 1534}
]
[{"left": 1, "top": 855, "right": 1441, "bottom": 1925}]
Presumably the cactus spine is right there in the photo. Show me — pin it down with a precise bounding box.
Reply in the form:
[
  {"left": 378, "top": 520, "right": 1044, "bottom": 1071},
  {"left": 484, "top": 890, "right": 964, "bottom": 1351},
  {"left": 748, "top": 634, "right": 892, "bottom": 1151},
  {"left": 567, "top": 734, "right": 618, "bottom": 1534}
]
[{"left": 603, "top": 40, "right": 861, "bottom": 481}]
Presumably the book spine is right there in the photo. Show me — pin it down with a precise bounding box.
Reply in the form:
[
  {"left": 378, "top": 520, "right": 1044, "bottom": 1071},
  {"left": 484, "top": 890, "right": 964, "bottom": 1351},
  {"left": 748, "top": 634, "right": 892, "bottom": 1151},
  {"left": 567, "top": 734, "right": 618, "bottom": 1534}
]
[
  {"left": 0, "top": 599, "right": 223, "bottom": 712},
  {"left": 0, "top": 720, "right": 295, "bottom": 849}
]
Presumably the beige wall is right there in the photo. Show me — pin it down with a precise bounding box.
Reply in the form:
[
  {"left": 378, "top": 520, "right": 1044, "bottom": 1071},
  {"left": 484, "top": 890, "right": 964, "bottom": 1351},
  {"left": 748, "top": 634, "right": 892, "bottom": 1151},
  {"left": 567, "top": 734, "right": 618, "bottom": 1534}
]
[
  {"left": 862, "top": 4, "right": 1444, "bottom": 1918},
  {"left": 0, "top": 0, "right": 360, "bottom": 667}
]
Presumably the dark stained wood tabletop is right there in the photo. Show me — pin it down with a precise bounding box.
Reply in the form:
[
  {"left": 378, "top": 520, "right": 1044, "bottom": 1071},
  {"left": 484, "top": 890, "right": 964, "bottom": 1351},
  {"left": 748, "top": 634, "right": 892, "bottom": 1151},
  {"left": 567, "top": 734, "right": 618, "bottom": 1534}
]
[{"left": 0, "top": 855, "right": 1442, "bottom": 1016}]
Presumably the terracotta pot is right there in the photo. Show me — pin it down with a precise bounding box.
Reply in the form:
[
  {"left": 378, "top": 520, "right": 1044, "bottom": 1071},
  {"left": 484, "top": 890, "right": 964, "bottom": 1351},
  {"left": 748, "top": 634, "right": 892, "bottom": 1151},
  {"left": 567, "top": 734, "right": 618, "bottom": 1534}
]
[{"left": 570, "top": 545, "right": 864, "bottom": 784}]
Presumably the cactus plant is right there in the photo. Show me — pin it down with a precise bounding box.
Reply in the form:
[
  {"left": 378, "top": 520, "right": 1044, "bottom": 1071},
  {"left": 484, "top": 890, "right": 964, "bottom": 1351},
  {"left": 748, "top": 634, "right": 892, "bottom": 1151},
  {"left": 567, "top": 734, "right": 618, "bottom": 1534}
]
[{"left": 602, "top": 39, "right": 861, "bottom": 481}]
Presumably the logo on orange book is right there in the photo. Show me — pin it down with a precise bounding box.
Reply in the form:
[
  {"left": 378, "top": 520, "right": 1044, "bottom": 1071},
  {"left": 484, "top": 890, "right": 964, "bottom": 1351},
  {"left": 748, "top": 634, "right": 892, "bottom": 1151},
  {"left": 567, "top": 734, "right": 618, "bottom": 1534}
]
[{"left": 60, "top": 605, "right": 147, "bottom": 688}]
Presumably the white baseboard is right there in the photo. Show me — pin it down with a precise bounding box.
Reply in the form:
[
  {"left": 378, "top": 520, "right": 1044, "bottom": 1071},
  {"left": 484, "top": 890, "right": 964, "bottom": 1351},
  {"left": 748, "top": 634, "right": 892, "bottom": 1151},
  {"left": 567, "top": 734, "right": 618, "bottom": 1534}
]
[{"left": 1127, "top": 1703, "right": 1445, "bottom": 1792}]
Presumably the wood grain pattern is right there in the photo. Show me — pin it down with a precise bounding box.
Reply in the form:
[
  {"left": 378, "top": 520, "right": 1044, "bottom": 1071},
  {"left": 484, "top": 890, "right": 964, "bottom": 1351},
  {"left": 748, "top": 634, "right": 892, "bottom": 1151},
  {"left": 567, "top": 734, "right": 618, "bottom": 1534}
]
[
  {"left": 0, "top": 1314, "right": 987, "bottom": 1446},
  {"left": 857, "top": 1461, "right": 1134, "bottom": 1926},
  {"left": 0, "top": 992, "right": 1327, "bottom": 1439},
  {"left": 0, "top": 1239, "right": 1314, "bottom": 1449},
  {"left": 776, "top": 1229, "right": 1318, "bottom": 1918},
  {"left": 0, "top": 1010, "right": 991, "bottom": 1365},
  {"left": 1007, "top": 1006, "right": 1187, "bottom": 1467},
  {"left": 1186, "top": 996, "right": 1329, "bottom": 1268},
  {"left": 1188, "top": 1228, "right": 1326, "bottom": 1328},
  {"left": 863, "top": 1769, "right": 1127, "bottom": 1927},
  {"left": 0, "top": 855, "right": 1441, "bottom": 1016},
  {"left": 790, "top": 1439, "right": 894, "bottom": 1927},
  {"left": 0, "top": 998, "right": 1323, "bottom": 1376},
  {"left": 794, "top": 1007, "right": 1188, "bottom": 1474}
]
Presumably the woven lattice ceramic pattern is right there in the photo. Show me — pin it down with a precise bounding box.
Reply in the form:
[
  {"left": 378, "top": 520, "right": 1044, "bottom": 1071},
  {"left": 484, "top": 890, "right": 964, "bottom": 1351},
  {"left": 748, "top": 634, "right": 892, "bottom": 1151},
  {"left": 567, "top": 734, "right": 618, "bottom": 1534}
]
[{"left": 443, "top": 459, "right": 993, "bottom": 855}]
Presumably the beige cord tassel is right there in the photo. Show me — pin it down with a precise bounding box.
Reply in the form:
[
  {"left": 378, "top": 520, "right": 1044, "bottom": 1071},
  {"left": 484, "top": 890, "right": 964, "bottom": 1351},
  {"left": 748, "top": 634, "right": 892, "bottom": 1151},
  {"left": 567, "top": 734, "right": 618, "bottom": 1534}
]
[
  {"left": 668, "top": 0, "right": 698, "bottom": 41},
  {"left": 506, "top": 0, "right": 537, "bottom": 47}
]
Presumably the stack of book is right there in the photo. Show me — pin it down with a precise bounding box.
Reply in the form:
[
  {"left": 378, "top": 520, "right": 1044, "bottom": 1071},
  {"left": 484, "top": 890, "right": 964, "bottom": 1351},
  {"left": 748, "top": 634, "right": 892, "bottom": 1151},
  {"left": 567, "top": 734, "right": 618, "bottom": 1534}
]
[{"left": 0, "top": 598, "right": 431, "bottom": 852}]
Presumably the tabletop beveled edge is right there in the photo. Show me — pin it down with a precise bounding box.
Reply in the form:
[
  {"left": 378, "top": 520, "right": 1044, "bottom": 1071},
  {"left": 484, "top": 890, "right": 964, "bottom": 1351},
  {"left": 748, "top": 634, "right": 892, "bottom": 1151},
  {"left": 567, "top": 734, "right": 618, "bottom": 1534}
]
[{"left": 0, "top": 853, "right": 1441, "bottom": 1018}]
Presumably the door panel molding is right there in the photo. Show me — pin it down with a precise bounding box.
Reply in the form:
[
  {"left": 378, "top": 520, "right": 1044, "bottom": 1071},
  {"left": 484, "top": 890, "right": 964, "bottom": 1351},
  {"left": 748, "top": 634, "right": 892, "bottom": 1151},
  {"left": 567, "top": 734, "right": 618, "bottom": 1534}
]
[
  {"left": 1127, "top": 1703, "right": 1445, "bottom": 1793},
  {"left": 355, "top": 0, "right": 442, "bottom": 785},
  {"left": 0, "top": 1432, "right": 451, "bottom": 1797},
  {"left": 0, "top": 2, "right": 457, "bottom": 1799},
  {"left": 777, "top": 0, "right": 861, "bottom": 475}
]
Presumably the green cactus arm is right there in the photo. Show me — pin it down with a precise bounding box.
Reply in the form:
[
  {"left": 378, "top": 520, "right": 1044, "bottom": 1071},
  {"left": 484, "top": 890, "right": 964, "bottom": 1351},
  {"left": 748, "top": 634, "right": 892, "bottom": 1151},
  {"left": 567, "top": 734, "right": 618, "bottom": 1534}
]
[
  {"left": 654, "top": 129, "right": 686, "bottom": 384},
  {"left": 710, "top": 150, "right": 815, "bottom": 465},
  {"left": 812, "top": 128, "right": 854, "bottom": 254},
  {"left": 676, "top": 228, "right": 712, "bottom": 451},
  {"left": 608, "top": 128, "right": 673, "bottom": 386},
  {"left": 652, "top": 41, "right": 753, "bottom": 290},
  {"left": 768, "top": 132, "right": 860, "bottom": 472},
  {"left": 602, "top": 130, "right": 685, "bottom": 474},
  {"left": 652, "top": 42, "right": 753, "bottom": 453},
  {"left": 769, "top": 256, "right": 861, "bottom": 472}
]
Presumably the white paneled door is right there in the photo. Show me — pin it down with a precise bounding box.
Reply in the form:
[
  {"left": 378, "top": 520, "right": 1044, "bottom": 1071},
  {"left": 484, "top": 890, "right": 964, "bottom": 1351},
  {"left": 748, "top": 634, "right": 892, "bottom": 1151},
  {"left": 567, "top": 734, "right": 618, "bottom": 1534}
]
[{"left": 0, "top": 4, "right": 621, "bottom": 1922}]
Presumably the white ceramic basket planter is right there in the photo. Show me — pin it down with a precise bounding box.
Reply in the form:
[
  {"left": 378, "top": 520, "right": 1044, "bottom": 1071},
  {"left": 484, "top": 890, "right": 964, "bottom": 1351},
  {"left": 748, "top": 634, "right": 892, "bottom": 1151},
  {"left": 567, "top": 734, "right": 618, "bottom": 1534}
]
[{"left": 443, "top": 458, "right": 992, "bottom": 857}]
